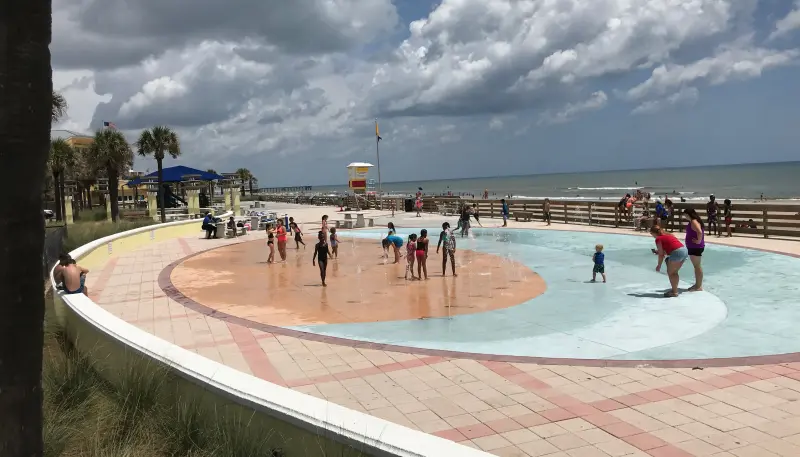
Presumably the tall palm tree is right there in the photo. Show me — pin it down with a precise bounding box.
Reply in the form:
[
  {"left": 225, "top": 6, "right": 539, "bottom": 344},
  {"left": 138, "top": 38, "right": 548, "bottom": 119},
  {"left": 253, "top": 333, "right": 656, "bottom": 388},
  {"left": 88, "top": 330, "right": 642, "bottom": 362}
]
[
  {"left": 52, "top": 90, "right": 67, "bottom": 123},
  {"left": 0, "top": 0, "right": 52, "bottom": 453},
  {"left": 91, "top": 129, "right": 133, "bottom": 222},
  {"left": 206, "top": 168, "right": 217, "bottom": 202},
  {"left": 136, "top": 126, "right": 181, "bottom": 223},
  {"left": 48, "top": 139, "right": 76, "bottom": 221},
  {"left": 249, "top": 176, "right": 258, "bottom": 196},
  {"left": 72, "top": 147, "right": 98, "bottom": 210},
  {"left": 236, "top": 167, "right": 252, "bottom": 197}
]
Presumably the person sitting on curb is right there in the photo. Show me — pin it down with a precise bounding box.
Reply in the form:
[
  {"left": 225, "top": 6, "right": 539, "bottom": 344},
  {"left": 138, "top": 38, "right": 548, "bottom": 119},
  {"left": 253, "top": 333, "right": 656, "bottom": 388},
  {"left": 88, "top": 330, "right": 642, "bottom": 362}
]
[{"left": 60, "top": 256, "right": 90, "bottom": 296}]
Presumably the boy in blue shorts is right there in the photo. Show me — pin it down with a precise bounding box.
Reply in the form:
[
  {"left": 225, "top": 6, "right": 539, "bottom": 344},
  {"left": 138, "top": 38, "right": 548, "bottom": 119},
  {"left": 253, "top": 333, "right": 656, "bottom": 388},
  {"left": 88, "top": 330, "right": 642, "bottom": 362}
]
[{"left": 591, "top": 244, "right": 606, "bottom": 283}]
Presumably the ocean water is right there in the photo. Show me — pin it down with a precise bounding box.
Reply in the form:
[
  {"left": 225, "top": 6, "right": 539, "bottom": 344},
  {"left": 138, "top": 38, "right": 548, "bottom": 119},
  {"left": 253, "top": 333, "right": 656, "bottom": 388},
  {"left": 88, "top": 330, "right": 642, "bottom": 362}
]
[{"left": 315, "top": 162, "right": 800, "bottom": 201}]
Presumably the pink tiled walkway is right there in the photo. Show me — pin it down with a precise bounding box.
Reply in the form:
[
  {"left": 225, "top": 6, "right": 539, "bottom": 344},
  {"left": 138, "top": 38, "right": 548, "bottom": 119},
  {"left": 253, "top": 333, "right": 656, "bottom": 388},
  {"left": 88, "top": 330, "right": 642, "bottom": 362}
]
[{"left": 89, "top": 232, "right": 800, "bottom": 457}]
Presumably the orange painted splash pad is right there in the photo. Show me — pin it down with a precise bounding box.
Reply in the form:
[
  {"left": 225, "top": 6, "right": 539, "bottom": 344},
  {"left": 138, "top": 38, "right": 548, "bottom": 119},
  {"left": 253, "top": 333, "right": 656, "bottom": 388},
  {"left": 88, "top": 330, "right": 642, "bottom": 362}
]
[{"left": 170, "top": 239, "right": 546, "bottom": 326}]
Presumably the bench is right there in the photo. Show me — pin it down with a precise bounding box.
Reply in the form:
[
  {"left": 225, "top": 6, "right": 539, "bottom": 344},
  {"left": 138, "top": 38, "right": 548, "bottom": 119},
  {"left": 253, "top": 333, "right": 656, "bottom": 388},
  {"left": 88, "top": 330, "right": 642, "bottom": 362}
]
[
  {"left": 515, "top": 211, "right": 534, "bottom": 222},
  {"left": 334, "top": 219, "right": 354, "bottom": 229},
  {"left": 225, "top": 226, "right": 248, "bottom": 238}
]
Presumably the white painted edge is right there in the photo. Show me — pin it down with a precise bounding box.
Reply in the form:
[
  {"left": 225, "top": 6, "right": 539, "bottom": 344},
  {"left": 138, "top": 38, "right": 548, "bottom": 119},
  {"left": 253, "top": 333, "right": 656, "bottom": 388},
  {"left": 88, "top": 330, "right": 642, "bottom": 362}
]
[{"left": 50, "top": 216, "right": 490, "bottom": 457}]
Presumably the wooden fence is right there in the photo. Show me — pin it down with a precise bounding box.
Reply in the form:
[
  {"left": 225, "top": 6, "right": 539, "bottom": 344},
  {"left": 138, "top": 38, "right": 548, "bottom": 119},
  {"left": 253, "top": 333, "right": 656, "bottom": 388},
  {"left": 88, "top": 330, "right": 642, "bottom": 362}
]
[{"left": 258, "top": 194, "right": 800, "bottom": 239}]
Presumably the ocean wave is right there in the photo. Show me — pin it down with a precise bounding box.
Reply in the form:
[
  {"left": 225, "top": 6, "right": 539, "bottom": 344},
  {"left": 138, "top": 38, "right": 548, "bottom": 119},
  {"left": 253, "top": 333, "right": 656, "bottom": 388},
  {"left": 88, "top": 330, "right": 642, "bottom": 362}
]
[{"left": 567, "top": 186, "right": 640, "bottom": 191}]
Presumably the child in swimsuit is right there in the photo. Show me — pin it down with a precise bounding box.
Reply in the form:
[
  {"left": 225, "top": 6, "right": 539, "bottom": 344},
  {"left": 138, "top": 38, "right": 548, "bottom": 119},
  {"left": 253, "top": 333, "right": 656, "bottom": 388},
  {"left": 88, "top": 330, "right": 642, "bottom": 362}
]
[
  {"left": 330, "top": 227, "right": 339, "bottom": 258},
  {"left": 266, "top": 223, "right": 275, "bottom": 263},
  {"left": 321, "top": 214, "right": 329, "bottom": 238},
  {"left": 312, "top": 231, "right": 331, "bottom": 287},
  {"left": 416, "top": 229, "right": 429, "bottom": 280},
  {"left": 437, "top": 222, "right": 457, "bottom": 277},
  {"left": 723, "top": 199, "right": 732, "bottom": 238},
  {"left": 405, "top": 233, "right": 417, "bottom": 280},
  {"left": 591, "top": 244, "right": 606, "bottom": 283},
  {"left": 290, "top": 221, "right": 305, "bottom": 249}
]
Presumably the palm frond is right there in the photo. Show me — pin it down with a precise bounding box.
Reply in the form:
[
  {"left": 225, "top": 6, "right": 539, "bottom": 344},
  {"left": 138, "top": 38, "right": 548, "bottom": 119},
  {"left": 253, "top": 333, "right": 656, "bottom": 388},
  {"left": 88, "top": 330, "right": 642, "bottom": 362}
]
[
  {"left": 49, "top": 139, "right": 76, "bottom": 173},
  {"left": 52, "top": 91, "right": 68, "bottom": 123}
]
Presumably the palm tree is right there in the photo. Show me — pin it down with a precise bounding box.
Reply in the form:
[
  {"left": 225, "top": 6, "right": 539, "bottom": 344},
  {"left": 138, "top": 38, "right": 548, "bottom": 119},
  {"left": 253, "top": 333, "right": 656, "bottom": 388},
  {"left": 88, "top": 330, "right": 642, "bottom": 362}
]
[
  {"left": 206, "top": 168, "right": 217, "bottom": 201},
  {"left": 136, "top": 126, "right": 181, "bottom": 223},
  {"left": 90, "top": 129, "right": 133, "bottom": 222},
  {"left": 0, "top": 0, "right": 52, "bottom": 452},
  {"left": 52, "top": 90, "right": 67, "bottom": 123},
  {"left": 72, "top": 148, "right": 98, "bottom": 210},
  {"left": 249, "top": 176, "right": 258, "bottom": 196},
  {"left": 235, "top": 168, "right": 252, "bottom": 197},
  {"left": 48, "top": 139, "right": 76, "bottom": 221}
]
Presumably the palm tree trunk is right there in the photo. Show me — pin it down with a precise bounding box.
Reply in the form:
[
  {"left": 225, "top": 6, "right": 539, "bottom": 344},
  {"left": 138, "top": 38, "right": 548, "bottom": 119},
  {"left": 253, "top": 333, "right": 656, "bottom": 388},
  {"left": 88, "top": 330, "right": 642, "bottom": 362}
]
[
  {"left": 108, "top": 166, "right": 120, "bottom": 222},
  {"left": 86, "top": 184, "right": 93, "bottom": 209},
  {"left": 59, "top": 173, "right": 67, "bottom": 224},
  {"left": 249, "top": 179, "right": 254, "bottom": 195},
  {"left": 157, "top": 158, "right": 166, "bottom": 223},
  {"left": 0, "top": 0, "right": 50, "bottom": 452},
  {"left": 53, "top": 171, "right": 62, "bottom": 221}
]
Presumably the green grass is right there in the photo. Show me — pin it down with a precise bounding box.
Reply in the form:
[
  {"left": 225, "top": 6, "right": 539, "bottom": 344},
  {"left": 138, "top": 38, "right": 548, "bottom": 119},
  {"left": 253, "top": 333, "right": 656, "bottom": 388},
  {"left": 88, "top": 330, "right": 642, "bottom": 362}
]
[
  {"left": 62, "top": 220, "right": 156, "bottom": 253},
  {"left": 42, "top": 313, "right": 289, "bottom": 457},
  {"left": 42, "top": 299, "right": 373, "bottom": 457}
]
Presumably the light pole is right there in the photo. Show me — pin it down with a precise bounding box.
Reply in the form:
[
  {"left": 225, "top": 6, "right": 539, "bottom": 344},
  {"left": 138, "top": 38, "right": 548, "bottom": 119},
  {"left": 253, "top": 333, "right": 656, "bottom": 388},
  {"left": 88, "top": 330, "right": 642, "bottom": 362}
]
[{"left": 375, "top": 119, "right": 382, "bottom": 210}]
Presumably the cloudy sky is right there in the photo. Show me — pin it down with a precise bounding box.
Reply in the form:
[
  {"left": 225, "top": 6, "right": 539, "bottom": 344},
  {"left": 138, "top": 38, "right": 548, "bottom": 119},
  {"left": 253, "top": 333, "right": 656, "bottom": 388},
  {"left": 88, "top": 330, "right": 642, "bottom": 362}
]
[{"left": 53, "top": 0, "right": 800, "bottom": 186}]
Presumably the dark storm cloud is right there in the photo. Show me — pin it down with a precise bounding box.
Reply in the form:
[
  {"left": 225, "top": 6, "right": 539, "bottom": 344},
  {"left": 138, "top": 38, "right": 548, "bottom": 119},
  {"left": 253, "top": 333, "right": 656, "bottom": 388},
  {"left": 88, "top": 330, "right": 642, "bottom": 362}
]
[{"left": 52, "top": 0, "right": 397, "bottom": 70}]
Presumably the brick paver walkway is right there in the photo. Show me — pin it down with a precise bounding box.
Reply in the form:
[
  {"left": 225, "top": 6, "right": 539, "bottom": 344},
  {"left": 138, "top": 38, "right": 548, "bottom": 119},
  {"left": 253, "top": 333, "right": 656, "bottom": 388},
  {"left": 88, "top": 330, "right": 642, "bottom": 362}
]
[{"left": 89, "top": 231, "right": 800, "bottom": 457}]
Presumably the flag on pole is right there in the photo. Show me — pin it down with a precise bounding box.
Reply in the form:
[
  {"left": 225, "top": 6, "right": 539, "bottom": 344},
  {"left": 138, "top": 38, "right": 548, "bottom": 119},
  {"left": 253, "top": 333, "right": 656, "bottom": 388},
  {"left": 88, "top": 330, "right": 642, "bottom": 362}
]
[
  {"left": 103, "top": 121, "right": 118, "bottom": 129},
  {"left": 375, "top": 120, "right": 382, "bottom": 141}
]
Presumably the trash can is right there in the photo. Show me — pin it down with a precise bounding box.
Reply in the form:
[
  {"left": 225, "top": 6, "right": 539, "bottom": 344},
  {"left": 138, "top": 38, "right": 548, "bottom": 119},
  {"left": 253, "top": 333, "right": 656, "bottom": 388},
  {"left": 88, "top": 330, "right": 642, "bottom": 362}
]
[{"left": 404, "top": 198, "right": 414, "bottom": 212}]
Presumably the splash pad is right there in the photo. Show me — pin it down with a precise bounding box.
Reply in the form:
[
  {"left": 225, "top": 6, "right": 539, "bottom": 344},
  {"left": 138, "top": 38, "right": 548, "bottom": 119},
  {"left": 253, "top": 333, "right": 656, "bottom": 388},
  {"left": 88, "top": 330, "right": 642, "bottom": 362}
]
[{"left": 166, "top": 228, "right": 800, "bottom": 363}]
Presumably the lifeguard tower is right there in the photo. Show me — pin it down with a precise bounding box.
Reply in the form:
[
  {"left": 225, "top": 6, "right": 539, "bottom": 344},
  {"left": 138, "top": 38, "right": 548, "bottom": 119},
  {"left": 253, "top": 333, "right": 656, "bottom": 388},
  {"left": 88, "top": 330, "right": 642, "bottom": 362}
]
[
  {"left": 346, "top": 162, "right": 373, "bottom": 191},
  {"left": 346, "top": 162, "right": 374, "bottom": 210}
]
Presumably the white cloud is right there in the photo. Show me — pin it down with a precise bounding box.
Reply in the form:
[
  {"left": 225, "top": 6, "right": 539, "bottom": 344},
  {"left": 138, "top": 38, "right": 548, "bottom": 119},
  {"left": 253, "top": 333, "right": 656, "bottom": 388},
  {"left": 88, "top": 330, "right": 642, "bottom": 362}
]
[
  {"left": 52, "top": 70, "right": 111, "bottom": 132},
  {"left": 770, "top": 1, "right": 800, "bottom": 40},
  {"left": 631, "top": 86, "right": 700, "bottom": 115},
  {"left": 50, "top": 0, "right": 800, "bottom": 183},
  {"left": 540, "top": 91, "right": 608, "bottom": 125},
  {"left": 626, "top": 44, "right": 799, "bottom": 100},
  {"left": 488, "top": 117, "right": 504, "bottom": 130},
  {"left": 372, "top": 0, "right": 735, "bottom": 116}
]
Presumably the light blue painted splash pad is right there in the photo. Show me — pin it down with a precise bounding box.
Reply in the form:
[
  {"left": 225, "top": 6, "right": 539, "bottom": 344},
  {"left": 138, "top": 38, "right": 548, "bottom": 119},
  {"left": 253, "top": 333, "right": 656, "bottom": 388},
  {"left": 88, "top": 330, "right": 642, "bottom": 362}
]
[{"left": 287, "top": 229, "right": 800, "bottom": 360}]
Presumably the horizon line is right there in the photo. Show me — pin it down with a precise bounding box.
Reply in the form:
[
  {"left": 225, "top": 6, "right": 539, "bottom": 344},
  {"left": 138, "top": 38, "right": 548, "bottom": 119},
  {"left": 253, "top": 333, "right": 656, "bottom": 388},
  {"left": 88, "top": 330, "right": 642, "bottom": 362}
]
[{"left": 304, "top": 159, "right": 800, "bottom": 189}]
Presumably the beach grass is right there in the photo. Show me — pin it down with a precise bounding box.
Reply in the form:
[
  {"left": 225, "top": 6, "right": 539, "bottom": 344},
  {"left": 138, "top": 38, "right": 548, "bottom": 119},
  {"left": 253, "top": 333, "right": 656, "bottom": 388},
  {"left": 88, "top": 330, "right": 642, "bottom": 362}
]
[
  {"left": 62, "top": 219, "right": 156, "bottom": 253},
  {"left": 42, "top": 306, "right": 294, "bottom": 457}
]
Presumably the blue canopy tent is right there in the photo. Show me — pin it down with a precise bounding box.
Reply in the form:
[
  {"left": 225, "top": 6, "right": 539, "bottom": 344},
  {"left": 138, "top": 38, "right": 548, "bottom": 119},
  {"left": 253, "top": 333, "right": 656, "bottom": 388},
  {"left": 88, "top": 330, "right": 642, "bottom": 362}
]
[{"left": 126, "top": 165, "right": 225, "bottom": 186}]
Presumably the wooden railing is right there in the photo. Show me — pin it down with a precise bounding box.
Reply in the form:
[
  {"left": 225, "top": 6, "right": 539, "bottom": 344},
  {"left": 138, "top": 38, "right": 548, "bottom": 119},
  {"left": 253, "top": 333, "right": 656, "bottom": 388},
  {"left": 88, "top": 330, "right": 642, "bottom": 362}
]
[{"left": 259, "top": 194, "right": 800, "bottom": 239}]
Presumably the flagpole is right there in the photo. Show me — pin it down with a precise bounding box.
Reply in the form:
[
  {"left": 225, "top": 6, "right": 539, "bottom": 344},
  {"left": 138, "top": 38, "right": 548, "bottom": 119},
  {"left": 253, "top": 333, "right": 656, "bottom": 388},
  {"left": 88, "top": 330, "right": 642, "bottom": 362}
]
[{"left": 375, "top": 119, "right": 382, "bottom": 210}]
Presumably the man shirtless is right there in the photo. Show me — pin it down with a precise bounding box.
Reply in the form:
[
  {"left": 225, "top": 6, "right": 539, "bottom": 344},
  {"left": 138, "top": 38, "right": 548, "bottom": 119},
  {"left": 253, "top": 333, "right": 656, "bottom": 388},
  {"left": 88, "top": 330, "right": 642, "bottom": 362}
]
[{"left": 60, "top": 256, "right": 89, "bottom": 296}]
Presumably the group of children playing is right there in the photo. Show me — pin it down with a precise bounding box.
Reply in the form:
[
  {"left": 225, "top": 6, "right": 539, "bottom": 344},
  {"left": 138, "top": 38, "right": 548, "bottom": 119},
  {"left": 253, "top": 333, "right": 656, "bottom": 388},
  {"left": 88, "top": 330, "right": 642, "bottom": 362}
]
[
  {"left": 263, "top": 214, "right": 343, "bottom": 287},
  {"left": 381, "top": 222, "right": 459, "bottom": 279}
]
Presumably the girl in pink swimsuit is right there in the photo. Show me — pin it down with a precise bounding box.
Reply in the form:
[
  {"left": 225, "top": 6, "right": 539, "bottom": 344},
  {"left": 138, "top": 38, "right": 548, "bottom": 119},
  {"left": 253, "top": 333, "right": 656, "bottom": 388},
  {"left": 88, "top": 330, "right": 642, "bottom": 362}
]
[
  {"left": 416, "top": 229, "right": 429, "bottom": 280},
  {"left": 405, "top": 233, "right": 418, "bottom": 280}
]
